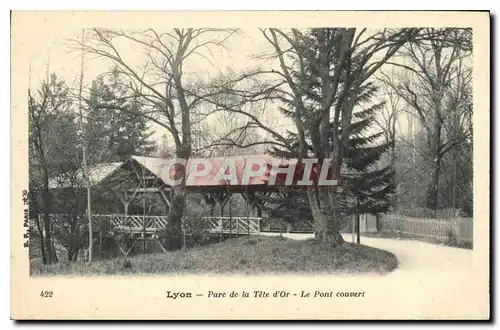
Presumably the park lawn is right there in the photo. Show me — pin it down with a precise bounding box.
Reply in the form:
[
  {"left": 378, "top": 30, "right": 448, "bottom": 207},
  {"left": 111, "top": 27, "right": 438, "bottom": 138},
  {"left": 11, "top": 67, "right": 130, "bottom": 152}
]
[{"left": 31, "top": 235, "right": 398, "bottom": 276}]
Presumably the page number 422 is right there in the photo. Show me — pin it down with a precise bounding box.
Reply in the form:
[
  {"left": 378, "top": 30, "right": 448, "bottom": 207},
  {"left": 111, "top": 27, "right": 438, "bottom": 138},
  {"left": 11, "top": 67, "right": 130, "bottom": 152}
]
[{"left": 40, "top": 290, "right": 53, "bottom": 298}]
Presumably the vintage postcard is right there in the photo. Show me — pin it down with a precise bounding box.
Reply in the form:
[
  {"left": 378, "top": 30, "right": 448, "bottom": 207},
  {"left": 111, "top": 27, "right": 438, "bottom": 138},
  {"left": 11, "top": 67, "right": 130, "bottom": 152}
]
[{"left": 10, "top": 11, "right": 490, "bottom": 320}]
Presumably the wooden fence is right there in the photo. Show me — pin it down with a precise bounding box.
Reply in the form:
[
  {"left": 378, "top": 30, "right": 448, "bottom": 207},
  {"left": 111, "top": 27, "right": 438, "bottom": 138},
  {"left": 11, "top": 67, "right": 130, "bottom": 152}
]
[{"left": 380, "top": 214, "right": 473, "bottom": 244}]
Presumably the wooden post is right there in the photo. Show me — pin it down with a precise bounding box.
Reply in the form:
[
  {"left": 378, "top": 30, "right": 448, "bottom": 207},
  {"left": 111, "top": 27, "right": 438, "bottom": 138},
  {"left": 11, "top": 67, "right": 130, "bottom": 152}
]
[
  {"left": 99, "top": 218, "right": 103, "bottom": 259},
  {"left": 246, "top": 193, "right": 250, "bottom": 238},
  {"left": 356, "top": 197, "right": 361, "bottom": 244},
  {"left": 351, "top": 215, "right": 355, "bottom": 243},
  {"left": 236, "top": 196, "right": 240, "bottom": 236},
  {"left": 76, "top": 29, "right": 93, "bottom": 263},
  {"left": 214, "top": 192, "right": 229, "bottom": 242},
  {"left": 123, "top": 202, "right": 129, "bottom": 217},
  {"left": 219, "top": 204, "right": 223, "bottom": 242},
  {"left": 182, "top": 226, "right": 186, "bottom": 250},
  {"left": 142, "top": 167, "right": 146, "bottom": 253},
  {"left": 228, "top": 193, "right": 232, "bottom": 239},
  {"left": 158, "top": 188, "right": 171, "bottom": 251},
  {"left": 182, "top": 202, "right": 186, "bottom": 250}
]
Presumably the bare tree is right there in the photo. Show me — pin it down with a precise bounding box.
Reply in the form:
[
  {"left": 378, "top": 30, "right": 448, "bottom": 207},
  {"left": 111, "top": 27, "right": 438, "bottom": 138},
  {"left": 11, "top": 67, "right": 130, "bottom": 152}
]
[
  {"left": 199, "top": 104, "right": 272, "bottom": 157},
  {"left": 198, "top": 28, "right": 421, "bottom": 245},
  {"left": 381, "top": 28, "right": 472, "bottom": 214},
  {"left": 374, "top": 77, "right": 403, "bottom": 205},
  {"left": 29, "top": 73, "right": 72, "bottom": 264},
  {"left": 50, "top": 168, "right": 88, "bottom": 262},
  {"left": 72, "top": 28, "right": 241, "bottom": 250}
]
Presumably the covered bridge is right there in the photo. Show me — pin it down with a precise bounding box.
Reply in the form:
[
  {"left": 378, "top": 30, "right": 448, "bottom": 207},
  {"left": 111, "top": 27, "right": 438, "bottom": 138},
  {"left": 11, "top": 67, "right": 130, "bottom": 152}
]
[{"left": 46, "top": 154, "right": 339, "bottom": 255}]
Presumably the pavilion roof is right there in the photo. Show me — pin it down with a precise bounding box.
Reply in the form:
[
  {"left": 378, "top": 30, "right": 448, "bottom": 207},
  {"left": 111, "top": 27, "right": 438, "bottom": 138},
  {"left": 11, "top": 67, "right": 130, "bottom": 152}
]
[
  {"left": 130, "top": 154, "right": 289, "bottom": 188},
  {"left": 49, "top": 154, "right": 340, "bottom": 191},
  {"left": 48, "top": 162, "right": 124, "bottom": 189}
]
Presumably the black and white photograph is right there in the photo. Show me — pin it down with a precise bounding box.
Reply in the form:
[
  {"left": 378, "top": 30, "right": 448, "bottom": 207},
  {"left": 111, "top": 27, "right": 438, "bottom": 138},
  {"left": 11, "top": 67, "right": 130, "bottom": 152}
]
[{"left": 10, "top": 10, "right": 490, "bottom": 320}]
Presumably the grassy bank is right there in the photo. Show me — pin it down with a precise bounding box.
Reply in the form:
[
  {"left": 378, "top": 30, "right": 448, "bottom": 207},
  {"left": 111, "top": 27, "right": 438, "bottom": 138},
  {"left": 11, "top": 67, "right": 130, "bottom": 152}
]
[{"left": 31, "top": 235, "right": 398, "bottom": 276}]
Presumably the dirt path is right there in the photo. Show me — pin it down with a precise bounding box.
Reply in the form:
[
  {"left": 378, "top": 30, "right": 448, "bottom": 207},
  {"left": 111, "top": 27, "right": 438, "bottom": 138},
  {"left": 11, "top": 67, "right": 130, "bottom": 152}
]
[
  {"left": 258, "top": 231, "right": 473, "bottom": 273},
  {"left": 352, "top": 234, "right": 473, "bottom": 273},
  {"left": 257, "top": 231, "right": 487, "bottom": 319}
]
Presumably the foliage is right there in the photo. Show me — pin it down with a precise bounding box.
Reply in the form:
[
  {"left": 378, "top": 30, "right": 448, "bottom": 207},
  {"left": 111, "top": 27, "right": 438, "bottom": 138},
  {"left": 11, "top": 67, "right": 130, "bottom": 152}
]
[
  {"left": 182, "top": 217, "right": 212, "bottom": 247},
  {"left": 258, "top": 190, "right": 313, "bottom": 231},
  {"left": 339, "top": 81, "right": 393, "bottom": 216},
  {"left": 29, "top": 71, "right": 161, "bottom": 263},
  {"left": 264, "top": 33, "right": 396, "bottom": 227},
  {"left": 85, "top": 72, "right": 157, "bottom": 164},
  {"left": 29, "top": 73, "right": 75, "bottom": 264}
]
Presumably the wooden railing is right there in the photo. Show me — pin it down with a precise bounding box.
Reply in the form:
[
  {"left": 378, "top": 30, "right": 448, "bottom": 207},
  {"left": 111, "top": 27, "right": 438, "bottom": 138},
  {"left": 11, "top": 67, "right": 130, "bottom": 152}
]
[
  {"left": 93, "top": 214, "right": 168, "bottom": 231},
  {"left": 202, "top": 216, "right": 261, "bottom": 235},
  {"left": 43, "top": 214, "right": 261, "bottom": 235}
]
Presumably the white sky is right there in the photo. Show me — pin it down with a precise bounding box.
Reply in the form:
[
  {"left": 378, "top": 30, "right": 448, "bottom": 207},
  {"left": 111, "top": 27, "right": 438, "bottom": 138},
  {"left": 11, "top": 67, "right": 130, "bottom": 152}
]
[{"left": 28, "top": 28, "right": 295, "bottom": 148}]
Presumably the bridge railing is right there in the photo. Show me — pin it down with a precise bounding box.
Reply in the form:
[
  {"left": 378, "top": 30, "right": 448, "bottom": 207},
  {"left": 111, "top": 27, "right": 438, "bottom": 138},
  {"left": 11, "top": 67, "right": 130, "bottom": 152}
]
[
  {"left": 40, "top": 214, "right": 261, "bottom": 235},
  {"left": 201, "top": 216, "right": 261, "bottom": 234}
]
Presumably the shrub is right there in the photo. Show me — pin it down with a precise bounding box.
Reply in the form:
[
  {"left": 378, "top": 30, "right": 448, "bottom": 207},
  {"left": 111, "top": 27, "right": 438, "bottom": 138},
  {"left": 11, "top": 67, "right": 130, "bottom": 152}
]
[
  {"left": 121, "top": 259, "right": 133, "bottom": 270},
  {"left": 182, "top": 216, "right": 211, "bottom": 247}
]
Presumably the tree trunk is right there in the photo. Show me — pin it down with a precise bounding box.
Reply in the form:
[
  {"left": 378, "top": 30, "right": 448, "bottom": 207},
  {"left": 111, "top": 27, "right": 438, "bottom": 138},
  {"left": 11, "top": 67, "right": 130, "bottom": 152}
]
[
  {"left": 425, "top": 104, "right": 442, "bottom": 216},
  {"left": 123, "top": 202, "right": 129, "bottom": 217},
  {"left": 41, "top": 168, "right": 54, "bottom": 264},
  {"left": 306, "top": 189, "right": 321, "bottom": 238},
  {"left": 307, "top": 188, "right": 344, "bottom": 247},
  {"left": 68, "top": 247, "right": 77, "bottom": 262},
  {"left": 450, "top": 121, "right": 459, "bottom": 210},
  {"left": 100, "top": 221, "right": 103, "bottom": 258},
  {"left": 426, "top": 157, "right": 441, "bottom": 216},
  {"left": 426, "top": 63, "right": 444, "bottom": 216},
  {"left": 218, "top": 201, "right": 225, "bottom": 242},
  {"left": 229, "top": 195, "right": 233, "bottom": 239},
  {"left": 450, "top": 159, "right": 457, "bottom": 209},
  {"left": 391, "top": 119, "right": 397, "bottom": 206},
  {"left": 72, "top": 249, "right": 78, "bottom": 262},
  {"left": 68, "top": 248, "right": 73, "bottom": 262},
  {"left": 320, "top": 189, "right": 345, "bottom": 246},
  {"left": 35, "top": 214, "right": 47, "bottom": 264},
  {"left": 166, "top": 193, "right": 184, "bottom": 250},
  {"left": 356, "top": 198, "right": 361, "bottom": 244},
  {"left": 51, "top": 241, "right": 59, "bottom": 263}
]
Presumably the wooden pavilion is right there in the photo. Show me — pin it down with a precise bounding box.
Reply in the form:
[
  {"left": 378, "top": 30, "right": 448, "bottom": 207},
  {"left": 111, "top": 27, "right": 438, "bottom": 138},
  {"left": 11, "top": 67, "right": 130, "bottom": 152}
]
[{"left": 46, "top": 154, "right": 336, "bottom": 256}]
